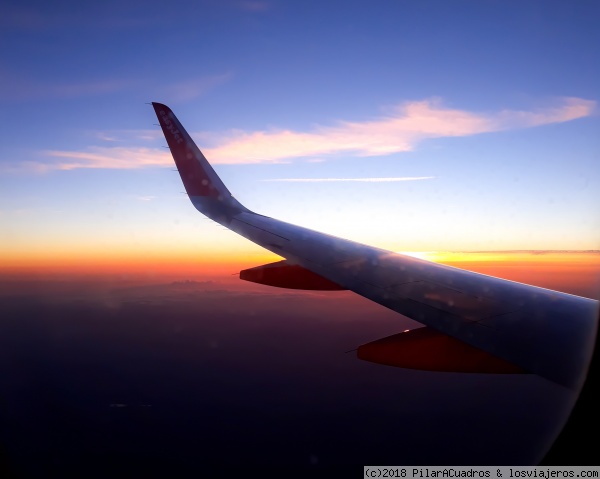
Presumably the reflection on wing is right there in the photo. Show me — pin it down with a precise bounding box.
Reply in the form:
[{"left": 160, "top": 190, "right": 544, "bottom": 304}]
[{"left": 152, "top": 102, "right": 598, "bottom": 390}]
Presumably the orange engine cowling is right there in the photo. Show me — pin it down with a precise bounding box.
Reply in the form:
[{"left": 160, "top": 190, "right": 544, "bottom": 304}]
[
  {"left": 357, "top": 327, "right": 528, "bottom": 374},
  {"left": 240, "top": 260, "right": 347, "bottom": 290}
]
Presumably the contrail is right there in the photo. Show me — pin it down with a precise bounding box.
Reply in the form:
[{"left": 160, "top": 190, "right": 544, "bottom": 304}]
[{"left": 262, "top": 176, "right": 435, "bottom": 183}]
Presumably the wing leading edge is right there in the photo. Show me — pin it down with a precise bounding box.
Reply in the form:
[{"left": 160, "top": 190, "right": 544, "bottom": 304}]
[{"left": 152, "top": 102, "right": 598, "bottom": 390}]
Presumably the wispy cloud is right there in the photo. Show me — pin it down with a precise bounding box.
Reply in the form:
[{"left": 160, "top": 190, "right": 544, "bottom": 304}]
[
  {"left": 159, "top": 72, "right": 233, "bottom": 102},
  {"left": 42, "top": 147, "right": 170, "bottom": 170},
  {"left": 133, "top": 195, "right": 156, "bottom": 201},
  {"left": 0, "top": 6, "right": 73, "bottom": 30},
  {"left": 95, "top": 132, "right": 118, "bottom": 142},
  {"left": 0, "top": 5, "right": 164, "bottom": 31},
  {"left": 90, "top": 129, "right": 163, "bottom": 143},
  {"left": 0, "top": 68, "right": 231, "bottom": 102},
  {"left": 202, "top": 97, "right": 595, "bottom": 163},
  {"left": 262, "top": 177, "right": 435, "bottom": 182},
  {"left": 32, "top": 96, "right": 595, "bottom": 171},
  {"left": 0, "top": 74, "right": 131, "bottom": 101}
]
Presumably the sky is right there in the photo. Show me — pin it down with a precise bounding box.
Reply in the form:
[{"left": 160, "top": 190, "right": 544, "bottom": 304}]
[
  {"left": 1, "top": 0, "right": 599, "bottom": 275},
  {"left": 1, "top": 2, "right": 599, "bottom": 472}
]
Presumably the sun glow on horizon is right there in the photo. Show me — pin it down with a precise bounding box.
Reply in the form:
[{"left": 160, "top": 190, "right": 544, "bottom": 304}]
[
  {"left": 397, "top": 251, "right": 434, "bottom": 261},
  {"left": 1, "top": 249, "right": 597, "bottom": 299},
  {"left": 397, "top": 251, "right": 507, "bottom": 262}
]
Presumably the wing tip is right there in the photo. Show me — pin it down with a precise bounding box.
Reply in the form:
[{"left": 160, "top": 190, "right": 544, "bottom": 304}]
[{"left": 151, "top": 102, "right": 170, "bottom": 112}]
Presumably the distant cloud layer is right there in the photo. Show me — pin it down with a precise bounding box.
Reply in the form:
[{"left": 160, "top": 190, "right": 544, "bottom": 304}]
[{"left": 38, "top": 97, "right": 595, "bottom": 171}]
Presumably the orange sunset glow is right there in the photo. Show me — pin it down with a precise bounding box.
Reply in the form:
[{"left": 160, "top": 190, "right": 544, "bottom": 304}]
[
  {"left": 0, "top": 247, "right": 281, "bottom": 278},
  {"left": 404, "top": 251, "right": 600, "bottom": 300},
  {"left": 3, "top": 248, "right": 599, "bottom": 300}
]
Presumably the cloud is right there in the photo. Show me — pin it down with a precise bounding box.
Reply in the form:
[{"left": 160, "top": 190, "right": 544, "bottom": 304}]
[
  {"left": 90, "top": 129, "right": 163, "bottom": 143},
  {"left": 0, "top": 74, "right": 131, "bottom": 101},
  {"left": 262, "top": 177, "right": 435, "bottom": 182},
  {"left": 201, "top": 97, "right": 595, "bottom": 163},
  {"left": 31, "top": 96, "right": 595, "bottom": 171},
  {"left": 493, "top": 97, "right": 596, "bottom": 128},
  {"left": 0, "top": 4, "right": 163, "bottom": 31},
  {"left": 160, "top": 73, "right": 233, "bottom": 102},
  {"left": 48, "top": 80, "right": 131, "bottom": 98},
  {"left": 0, "top": 5, "right": 72, "bottom": 30},
  {"left": 42, "top": 147, "right": 171, "bottom": 170},
  {"left": 0, "top": 68, "right": 231, "bottom": 102},
  {"left": 95, "top": 133, "right": 118, "bottom": 142}
]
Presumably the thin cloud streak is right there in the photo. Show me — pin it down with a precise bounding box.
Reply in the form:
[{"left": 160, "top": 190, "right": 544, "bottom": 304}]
[
  {"left": 263, "top": 177, "right": 435, "bottom": 182},
  {"left": 0, "top": 70, "right": 230, "bottom": 102},
  {"left": 160, "top": 72, "right": 233, "bottom": 102},
  {"left": 43, "top": 147, "right": 170, "bottom": 170},
  {"left": 0, "top": 76, "right": 131, "bottom": 101},
  {"left": 89, "top": 129, "right": 163, "bottom": 143},
  {"left": 34, "top": 96, "right": 595, "bottom": 171}
]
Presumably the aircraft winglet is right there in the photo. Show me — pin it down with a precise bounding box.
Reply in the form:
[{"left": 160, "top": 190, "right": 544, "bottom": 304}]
[{"left": 152, "top": 102, "right": 248, "bottom": 224}]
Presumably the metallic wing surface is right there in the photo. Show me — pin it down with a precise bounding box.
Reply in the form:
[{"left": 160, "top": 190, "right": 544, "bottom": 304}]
[{"left": 151, "top": 102, "right": 598, "bottom": 390}]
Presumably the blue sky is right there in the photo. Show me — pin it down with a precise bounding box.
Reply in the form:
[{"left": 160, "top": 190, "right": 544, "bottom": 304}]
[{"left": 1, "top": 0, "right": 599, "bottom": 268}]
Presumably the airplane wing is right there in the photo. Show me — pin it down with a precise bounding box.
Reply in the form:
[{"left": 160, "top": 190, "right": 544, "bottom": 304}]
[{"left": 151, "top": 102, "right": 598, "bottom": 390}]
